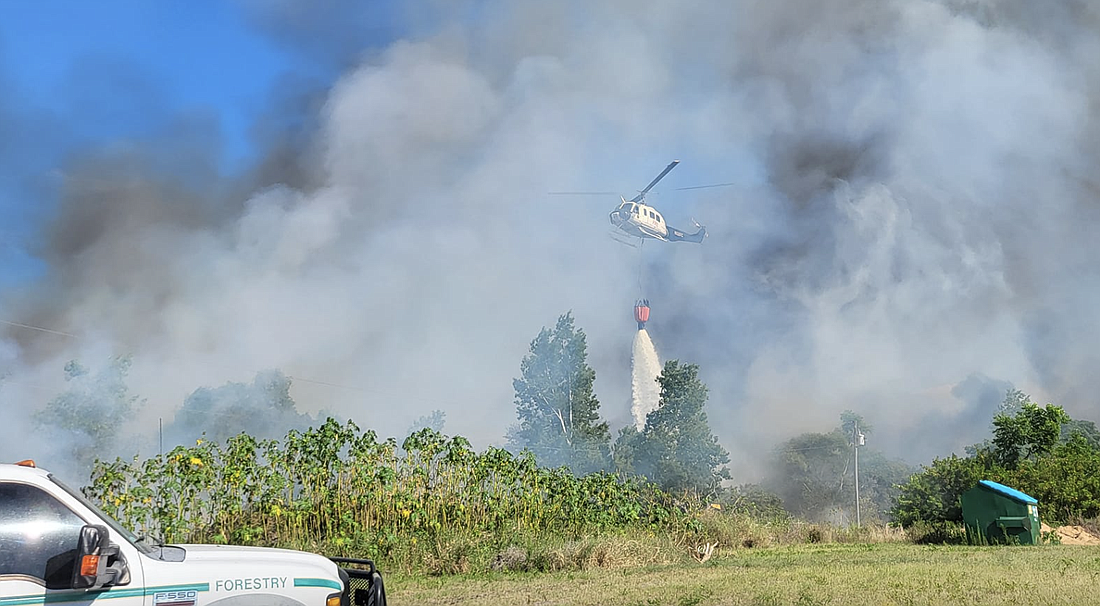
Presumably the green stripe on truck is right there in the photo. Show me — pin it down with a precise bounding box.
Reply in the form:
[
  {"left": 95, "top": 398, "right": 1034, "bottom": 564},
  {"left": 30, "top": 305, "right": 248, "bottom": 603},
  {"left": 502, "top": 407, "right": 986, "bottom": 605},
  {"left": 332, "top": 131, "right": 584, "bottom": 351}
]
[
  {"left": 0, "top": 583, "right": 209, "bottom": 606},
  {"left": 292, "top": 578, "right": 342, "bottom": 591}
]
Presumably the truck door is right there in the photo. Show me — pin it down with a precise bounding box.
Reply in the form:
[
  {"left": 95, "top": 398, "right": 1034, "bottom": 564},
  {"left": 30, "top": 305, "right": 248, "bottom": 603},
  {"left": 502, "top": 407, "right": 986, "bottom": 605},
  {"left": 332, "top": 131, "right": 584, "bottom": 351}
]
[{"left": 0, "top": 481, "right": 146, "bottom": 606}]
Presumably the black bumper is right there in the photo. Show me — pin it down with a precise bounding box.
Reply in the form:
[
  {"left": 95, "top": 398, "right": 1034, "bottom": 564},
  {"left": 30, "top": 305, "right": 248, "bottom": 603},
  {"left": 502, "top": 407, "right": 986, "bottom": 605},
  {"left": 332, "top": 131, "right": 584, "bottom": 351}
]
[{"left": 330, "top": 557, "right": 386, "bottom": 606}]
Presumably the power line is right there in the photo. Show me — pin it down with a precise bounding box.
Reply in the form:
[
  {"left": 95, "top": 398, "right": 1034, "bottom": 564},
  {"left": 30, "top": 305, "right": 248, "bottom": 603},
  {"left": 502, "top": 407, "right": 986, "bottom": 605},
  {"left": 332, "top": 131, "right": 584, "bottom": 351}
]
[
  {"left": 287, "top": 375, "right": 369, "bottom": 392},
  {"left": 0, "top": 316, "right": 453, "bottom": 410},
  {"left": 0, "top": 317, "right": 355, "bottom": 393},
  {"left": 0, "top": 319, "right": 79, "bottom": 339},
  {"left": 777, "top": 444, "right": 848, "bottom": 454}
]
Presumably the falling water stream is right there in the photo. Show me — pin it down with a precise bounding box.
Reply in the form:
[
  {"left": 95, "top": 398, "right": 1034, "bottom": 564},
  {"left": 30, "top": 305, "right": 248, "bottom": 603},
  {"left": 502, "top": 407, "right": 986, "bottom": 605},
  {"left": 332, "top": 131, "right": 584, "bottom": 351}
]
[{"left": 630, "top": 328, "right": 661, "bottom": 430}]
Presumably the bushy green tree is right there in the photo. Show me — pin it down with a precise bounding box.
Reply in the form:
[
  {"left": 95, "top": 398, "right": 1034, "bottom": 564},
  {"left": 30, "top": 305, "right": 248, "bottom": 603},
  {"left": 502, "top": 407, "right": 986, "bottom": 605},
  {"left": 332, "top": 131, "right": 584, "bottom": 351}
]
[
  {"left": 724, "top": 484, "right": 789, "bottom": 521},
  {"left": 840, "top": 410, "right": 870, "bottom": 440},
  {"left": 1009, "top": 435, "right": 1100, "bottom": 522},
  {"left": 893, "top": 395, "right": 1100, "bottom": 527},
  {"left": 998, "top": 388, "right": 1030, "bottom": 417},
  {"left": 619, "top": 360, "right": 729, "bottom": 495},
  {"left": 768, "top": 430, "right": 850, "bottom": 519},
  {"left": 992, "top": 403, "right": 1069, "bottom": 469},
  {"left": 35, "top": 356, "right": 143, "bottom": 470},
  {"left": 766, "top": 412, "right": 910, "bottom": 523},
  {"left": 508, "top": 312, "right": 609, "bottom": 474},
  {"left": 890, "top": 454, "right": 993, "bottom": 526},
  {"left": 408, "top": 410, "right": 447, "bottom": 436},
  {"left": 611, "top": 425, "right": 643, "bottom": 476},
  {"left": 168, "top": 370, "right": 314, "bottom": 446},
  {"left": 855, "top": 450, "right": 915, "bottom": 522},
  {"left": 1060, "top": 418, "right": 1100, "bottom": 449}
]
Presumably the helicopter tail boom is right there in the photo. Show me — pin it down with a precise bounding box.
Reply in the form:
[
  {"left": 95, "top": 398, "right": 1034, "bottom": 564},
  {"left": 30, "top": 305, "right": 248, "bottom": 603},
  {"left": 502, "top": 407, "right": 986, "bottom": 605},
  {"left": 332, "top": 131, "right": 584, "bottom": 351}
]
[{"left": 666, "top": 222, "right": 707, "bottom": 243}]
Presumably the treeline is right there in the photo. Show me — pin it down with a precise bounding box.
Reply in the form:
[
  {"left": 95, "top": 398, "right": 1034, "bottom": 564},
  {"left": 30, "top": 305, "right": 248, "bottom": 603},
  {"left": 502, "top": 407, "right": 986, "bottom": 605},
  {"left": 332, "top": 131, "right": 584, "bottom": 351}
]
[
  {"left": 86, "top": 418, "right": 731, "bottom": 571},
  {"left": 47, "top": 311, "right": 1100, "bottom": 542},
  {"left": 892, "top": 390, "right": 1100, "bottom": 532},
  {"left": 504, "top": 313, "right": 729, "bottom": 496},
  {"left": 760, "top": 412, "right": 913, "bottom": 525},
  {"left": 75, "top": 311, "right": 763, "bottom": 572},
  {"left": 39, "top": 312, "right": 730, "bottom": 498}
]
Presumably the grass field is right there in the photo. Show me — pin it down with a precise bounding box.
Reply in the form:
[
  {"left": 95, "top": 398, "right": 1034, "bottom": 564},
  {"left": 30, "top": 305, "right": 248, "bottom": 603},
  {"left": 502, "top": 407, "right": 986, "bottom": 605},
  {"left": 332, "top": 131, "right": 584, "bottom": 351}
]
[{"left": 386, "top": 542, "right": 1100, "bottom": 605}]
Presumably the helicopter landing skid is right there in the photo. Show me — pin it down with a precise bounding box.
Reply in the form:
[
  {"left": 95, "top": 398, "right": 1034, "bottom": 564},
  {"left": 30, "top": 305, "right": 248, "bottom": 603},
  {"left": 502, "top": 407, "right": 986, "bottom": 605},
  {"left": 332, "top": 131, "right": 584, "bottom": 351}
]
[{"left": 609, "top": 232, "right": 639, "bottom": 248}]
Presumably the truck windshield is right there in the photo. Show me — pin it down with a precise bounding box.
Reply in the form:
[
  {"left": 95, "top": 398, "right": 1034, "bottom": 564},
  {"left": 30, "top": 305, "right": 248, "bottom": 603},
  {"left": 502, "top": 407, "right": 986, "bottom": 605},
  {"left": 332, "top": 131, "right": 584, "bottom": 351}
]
[{"left": 49, "top": 474, "right": 154, "bottom": 555}]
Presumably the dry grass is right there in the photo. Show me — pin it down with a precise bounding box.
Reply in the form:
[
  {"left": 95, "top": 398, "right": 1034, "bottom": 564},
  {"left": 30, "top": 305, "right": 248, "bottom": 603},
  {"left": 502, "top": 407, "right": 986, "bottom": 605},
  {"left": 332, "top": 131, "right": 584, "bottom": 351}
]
[
  {"left": 388, "top": 543, "right": 1100, "bottom": 605},
  {"left": 376, "top": 513, "right": 922, "bottom": 576}
]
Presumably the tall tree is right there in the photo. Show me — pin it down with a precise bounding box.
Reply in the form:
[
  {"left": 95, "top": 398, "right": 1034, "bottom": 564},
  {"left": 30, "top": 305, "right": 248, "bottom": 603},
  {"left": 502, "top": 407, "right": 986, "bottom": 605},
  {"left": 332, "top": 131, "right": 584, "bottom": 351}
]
[
  {"left": 768, "top": 430, "right": 850, "bottom": 519},
  {"left": 623, "top": 360, "right": 729, "bottom": 495},
  {"left": 992, "top": 402, "right": 1070, "bottom": 469},
  {"left": 840, "top": 410, "right": 870, "bottom": 440},
  {"left": 891, "top": 454, "right": 991, "bottom": 527},
  {"left": 34, "top": 356, "right": 143, "bottom": 471},
  {"left": 767, "top": 412, "right": 912, "bottom": 523},
  {"left": 167, "top": 370, "right": 314, "bottom": 446},
  {"left": 508, "top": 312, "right": 609, "bottom": 473},
  {"left": 1061, "top": 418, "right": 1100, "bottom": 449},
  {"left": 408, "top": 410, "right": 447, "bottom": 436},
  {"left": 999, "top": 388, "right": 1031, "bottom": 417}
]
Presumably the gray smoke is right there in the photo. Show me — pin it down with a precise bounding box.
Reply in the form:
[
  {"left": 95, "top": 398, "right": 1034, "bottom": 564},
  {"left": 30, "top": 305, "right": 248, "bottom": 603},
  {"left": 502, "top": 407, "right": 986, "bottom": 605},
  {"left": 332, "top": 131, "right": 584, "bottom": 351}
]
[{"left": 2, "top": 0, "right": 1099, "bottom": 481}]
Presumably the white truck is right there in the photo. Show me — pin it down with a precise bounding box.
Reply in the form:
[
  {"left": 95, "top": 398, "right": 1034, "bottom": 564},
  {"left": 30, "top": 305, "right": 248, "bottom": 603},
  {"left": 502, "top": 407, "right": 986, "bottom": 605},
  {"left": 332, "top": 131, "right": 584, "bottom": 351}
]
[{"left": 0, "top": 461, "right": 386, "bottom": 606}]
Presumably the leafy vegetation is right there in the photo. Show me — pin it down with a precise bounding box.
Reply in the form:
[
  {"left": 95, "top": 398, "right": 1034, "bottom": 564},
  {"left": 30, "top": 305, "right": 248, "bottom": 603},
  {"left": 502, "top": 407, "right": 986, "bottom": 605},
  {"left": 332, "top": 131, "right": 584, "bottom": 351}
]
[
  {"left": 85, "top": 419, "right": 702, "bottom": 571},
  {"left": 892, "top": 390, "right": 1100, "bottom": 528},
  {"left": 764, "top": 412, "right": 912, "bottom": 524},
  {"left": 507, "top": 312, "right": 610, "bottom": 474},
  {"left": 34, "top": 356, "right": 143, "bottom": 470},
  {"left": 167, "top": 370, "right": 315, "bottom": 446},
  {"left": 991, "top": 402, "right": 1069, "bottom": 469},
  {"left": 407, "top": 410, "right": 446, "bottom": 435},
  {"left": 46, "top": 321, "right": 1100, "bottom": 575},
  {"left": 613, "top": 361, "right": 729, "bottom": 496},
  {"left": 891, "top": 454, "right": 988, "bottom": 527}
]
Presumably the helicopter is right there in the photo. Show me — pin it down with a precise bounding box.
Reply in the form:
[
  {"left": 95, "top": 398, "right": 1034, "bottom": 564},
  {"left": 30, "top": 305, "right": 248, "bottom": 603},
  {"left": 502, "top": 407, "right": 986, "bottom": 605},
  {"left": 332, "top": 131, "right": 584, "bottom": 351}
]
[
  {"left": 608, "top": 160, "right": 707, "bottom": 244},
  {"left": 552, "top": 160, "right": 711, "bottom": 245}
]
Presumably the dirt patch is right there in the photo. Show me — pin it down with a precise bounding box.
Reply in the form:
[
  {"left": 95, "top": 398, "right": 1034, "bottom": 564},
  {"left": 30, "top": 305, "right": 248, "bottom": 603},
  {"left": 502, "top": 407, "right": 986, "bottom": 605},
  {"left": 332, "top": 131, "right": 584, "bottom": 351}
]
[
  {"left": 1054, "top": 525, "right": 1100, "bottom": 546},
  {"left": 1042, "top": 522, "right": 1100, "bottom": 545}
]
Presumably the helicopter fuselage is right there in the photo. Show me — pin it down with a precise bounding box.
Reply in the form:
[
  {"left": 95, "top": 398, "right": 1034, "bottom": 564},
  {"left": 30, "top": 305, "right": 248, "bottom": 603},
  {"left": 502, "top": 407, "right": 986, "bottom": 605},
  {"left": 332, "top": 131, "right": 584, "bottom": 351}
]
[
  {"left": 609, "top": 197, "right": 706, "bottom": 243},
  {"left": 610, "top": 198, "right": 669, "bottom": 240}
]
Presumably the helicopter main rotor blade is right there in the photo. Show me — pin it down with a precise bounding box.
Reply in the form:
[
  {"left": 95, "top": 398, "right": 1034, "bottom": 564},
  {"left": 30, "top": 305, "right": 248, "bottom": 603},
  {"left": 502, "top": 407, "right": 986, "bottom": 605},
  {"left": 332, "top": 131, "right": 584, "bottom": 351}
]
[
  {"left": 631, "top": 160, "right": 680, "bottom": 202},
  {"left": 548, "top": 191, "right": 619, "bottom": 195},
  {"left": 673, "top": 182, "right": 737, "bottom": 191}
]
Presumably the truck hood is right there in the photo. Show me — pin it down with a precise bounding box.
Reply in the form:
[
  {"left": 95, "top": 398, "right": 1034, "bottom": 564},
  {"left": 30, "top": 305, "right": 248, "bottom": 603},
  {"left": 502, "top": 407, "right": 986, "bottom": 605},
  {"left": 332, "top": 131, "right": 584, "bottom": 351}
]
[
  {"left": 171, "top": 544, "right": 340, "bottom": 578},
  {"left": 136, "top": 544, "right": 346, "bottom": 602},
  {"left": 176, "top": 545, "right": 334, "bottom": 567}
]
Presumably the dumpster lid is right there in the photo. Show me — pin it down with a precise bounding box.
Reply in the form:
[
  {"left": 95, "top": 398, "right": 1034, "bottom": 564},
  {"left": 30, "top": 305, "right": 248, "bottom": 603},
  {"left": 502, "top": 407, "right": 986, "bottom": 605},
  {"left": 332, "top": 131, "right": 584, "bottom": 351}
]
[{"left": 978, "top": 480, "right": 1038, "bottom": 505}]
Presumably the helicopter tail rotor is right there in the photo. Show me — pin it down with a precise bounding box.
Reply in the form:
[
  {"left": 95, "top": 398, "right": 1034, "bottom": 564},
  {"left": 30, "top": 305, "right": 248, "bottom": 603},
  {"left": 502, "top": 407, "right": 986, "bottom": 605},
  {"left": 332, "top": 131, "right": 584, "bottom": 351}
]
[{"left": 692, "top": 218, "right": 708, "bottom": 240}]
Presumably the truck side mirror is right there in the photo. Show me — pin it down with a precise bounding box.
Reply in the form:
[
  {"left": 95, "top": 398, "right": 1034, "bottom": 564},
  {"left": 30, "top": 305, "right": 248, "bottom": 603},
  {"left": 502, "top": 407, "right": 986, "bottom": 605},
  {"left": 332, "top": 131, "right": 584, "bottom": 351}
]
[{"left": 71, "top": 524, "right": 127, "bottom": 590}]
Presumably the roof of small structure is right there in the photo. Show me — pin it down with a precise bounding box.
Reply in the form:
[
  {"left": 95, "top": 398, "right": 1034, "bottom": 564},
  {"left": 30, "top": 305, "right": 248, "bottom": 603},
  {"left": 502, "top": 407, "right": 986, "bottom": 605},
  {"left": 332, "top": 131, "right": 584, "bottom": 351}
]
[{"left": 977, "top": 480, "right": 1038, "bottom": 504}]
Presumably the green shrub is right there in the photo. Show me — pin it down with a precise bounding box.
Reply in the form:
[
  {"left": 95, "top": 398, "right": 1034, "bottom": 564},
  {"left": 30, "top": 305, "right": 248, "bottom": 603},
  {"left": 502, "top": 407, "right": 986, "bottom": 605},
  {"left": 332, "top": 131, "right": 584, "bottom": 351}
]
[{"left": 906, "top": 521, "right": 967, "bottom": 545}]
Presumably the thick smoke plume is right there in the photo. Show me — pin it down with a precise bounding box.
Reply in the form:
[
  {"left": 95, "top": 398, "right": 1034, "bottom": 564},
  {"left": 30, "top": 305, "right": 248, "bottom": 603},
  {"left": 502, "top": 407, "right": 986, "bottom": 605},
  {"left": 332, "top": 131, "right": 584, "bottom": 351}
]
[{"left": 2, "top": 0, "right": 1099, "bottom": 481}]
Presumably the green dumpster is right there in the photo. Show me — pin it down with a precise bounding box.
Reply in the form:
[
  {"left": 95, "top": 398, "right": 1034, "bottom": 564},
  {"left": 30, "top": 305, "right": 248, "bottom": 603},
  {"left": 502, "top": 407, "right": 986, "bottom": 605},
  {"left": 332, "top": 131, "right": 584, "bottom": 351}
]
[{"left": 961, "top": 480, "right": 1040, "bottom": 545}]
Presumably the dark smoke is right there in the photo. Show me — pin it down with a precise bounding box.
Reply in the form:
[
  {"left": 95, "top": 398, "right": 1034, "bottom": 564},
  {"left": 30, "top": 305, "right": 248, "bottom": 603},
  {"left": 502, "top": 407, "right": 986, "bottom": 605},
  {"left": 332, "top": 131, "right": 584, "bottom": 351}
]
[{"left": 3, "top": 0, "right": 1100, "bottom": 482}]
